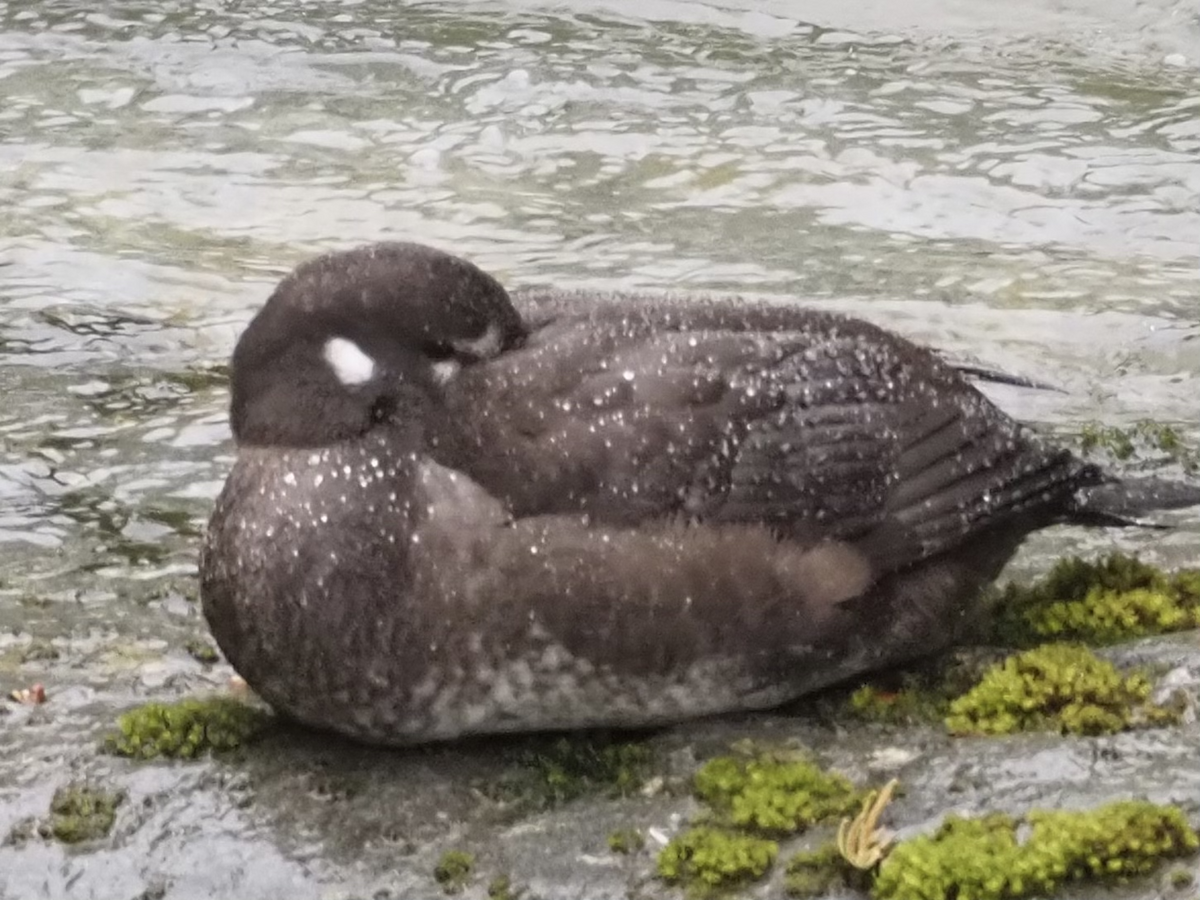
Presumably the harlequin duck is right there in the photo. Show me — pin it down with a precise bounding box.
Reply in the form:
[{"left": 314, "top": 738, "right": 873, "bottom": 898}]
[{"left": 199, "top": 241, "right": 1200, "bottom": 746}]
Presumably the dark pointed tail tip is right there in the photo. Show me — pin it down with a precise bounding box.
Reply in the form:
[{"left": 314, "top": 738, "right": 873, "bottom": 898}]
[
  {"left": 951, "top": 362, "right": 1066, "bottom": 393},
  {"left": 1072, "top": 476, "right": 1200, "bottom": 528}
]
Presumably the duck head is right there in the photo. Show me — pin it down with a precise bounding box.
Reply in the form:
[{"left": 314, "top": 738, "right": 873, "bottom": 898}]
[{"left": 229, "top": 242, "right": 526, "bottom": 448}]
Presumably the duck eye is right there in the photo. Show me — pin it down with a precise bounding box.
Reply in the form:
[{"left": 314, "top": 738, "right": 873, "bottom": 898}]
[
  {"left": 421, "top": 340, "right": 457, "bottom": 362},
  {"left": 369, "top": 395, "right": 397, "bottom": 425}
]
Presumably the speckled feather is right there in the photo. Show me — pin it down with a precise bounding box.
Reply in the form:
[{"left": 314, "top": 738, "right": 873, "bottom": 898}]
[
  {"left": 202, "top": 434, "right": 875, "bottom": 742},
  {"left": 200, "top": 242, "right": 1200, "bottom": 746},
  {"left": 439, "top": 289, "right": 1091, "bottom": 567}
]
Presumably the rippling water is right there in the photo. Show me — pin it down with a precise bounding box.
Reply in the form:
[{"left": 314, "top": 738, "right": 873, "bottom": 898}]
[
  {"left": 1, "top": 0, "right": 1198, "bottom": 622},
  {"left": 1, "top": 0, "right": 1199, "bottom": 615},
  {"left": 1, "top": 1, "right": 1199, "bottom": 896}
]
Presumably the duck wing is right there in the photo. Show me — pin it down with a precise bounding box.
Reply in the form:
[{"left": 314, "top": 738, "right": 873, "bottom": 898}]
[{"left": 438, "top": 297, "right": 1094, "bottom": 575}]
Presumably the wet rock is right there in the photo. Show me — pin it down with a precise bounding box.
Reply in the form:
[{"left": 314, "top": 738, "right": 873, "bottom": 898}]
[{"left": 4, "top": 630, "right": 1197, "bottom": 900}]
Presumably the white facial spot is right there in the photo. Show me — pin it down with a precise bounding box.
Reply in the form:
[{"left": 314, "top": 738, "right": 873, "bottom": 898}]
[
  {"left": 431, "top": 359, "right": 460, "bottom": 385},
  {"left": 323, "top": 336, "right": 376, "bottom": 386}
]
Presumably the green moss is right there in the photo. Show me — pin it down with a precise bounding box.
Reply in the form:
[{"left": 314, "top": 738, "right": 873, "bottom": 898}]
[
  {"left": 45, "top": 783, "right": 125, "bottom": 843},
  {"left": 526, "top": 737, "right": 650, "bottom": 801},
  {"left": 993, "top": 553, "right": 1200, "bottom": 647},
  {"left": 608, "top": 827, "right": 645, "bottom": 854},
  {"left": 1078, "top": 420, "right": 1198, "bottom": 472},
  {"left": 489, "top": 735, "right": 653, "bottom": 811},
  {"left": 874, "top": 801, "right": 1199, "bottom": 900},
  {"left": 657, "top": 746, "right": 890, "bottom": 894},
  {"left": 1031, "top": 587, "right": 1200, "bottom": 645},
  {"left": 486, "top": 874, "right": 523, "bottom": 900},
  {"left": 184, "top": 638, "right": 219, "bottom": 664},
  {"left": 657, "top": 826, "right": 778, "bottom": 893},
  {"left": 784, "top": 843, "right": 863, "bottom": 897},
  {"left": 874, "top": 812, "right": 1026, "bottom": 900},
  {"left": 945, "top": 643, "right": 1177, "bottom": 736},
  {"left": 103, "top": 697, "right": 269, "bottom": 759},
  {"left": 1166, "top": 866, "right": 1196, "bottom": 889},
  {"left": 1080, "top": 421, "right": 1137, "bottom": 461},
  {"left": 433, "top": 850, "right": 474, "bottom": 895},
  {"left": 848, "top": 682, "right": 949, "bottom": 726},
  {"left": 693, "top": 750, "right": 859, "bottom": 834}
]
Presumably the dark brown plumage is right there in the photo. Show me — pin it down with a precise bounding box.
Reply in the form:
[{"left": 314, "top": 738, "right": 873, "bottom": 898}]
[{"left": 199, "top": 241, "right": 1200, "bottom": 746}]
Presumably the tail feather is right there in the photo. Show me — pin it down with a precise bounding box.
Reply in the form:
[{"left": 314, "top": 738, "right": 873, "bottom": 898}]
[
  {"left": 1069, "top": 476, "right": 1200, "bottom": 527},
  {"left": 950, "top": 362, "right": 1066, "bottom": 393}
]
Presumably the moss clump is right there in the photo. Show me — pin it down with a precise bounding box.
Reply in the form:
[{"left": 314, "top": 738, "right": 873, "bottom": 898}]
[
  {"left": 784, "top": 843, "right": 863, "bottom": 897},
  {"left": 874, "top": 801, "right": 1199, "bottom": 900},
  {"left": 608, "top": 827, "right": 645, "bottom": 854},
  {"left": 848, "top": 683, "right": 949, "bottom": 726},
  {"left": 103, "top": 697, "right": 269, "bottom": 759},
  {"left": 184, "top": 638, "right": 219, "bottom": 664},
  {"left": 1027, "top": 802, "right": 1199, "bottom": 878},
  {"left": 433, "top": 850, "right": 474, "bottom": 894},
  {"left": 490, "top": 735, "right": 653, "bottom": 811},
  {"left": 1078, "top": 420, "right": 1198, "bottom": 471},
  {"left": 45, "top": 783, "right": 125, "bottom": 843},
  {"left": 1029, "top": 587, "right": 1200, "bottom": 646},
  {"left": 993, "top": 553, "right": 1200, "bottom": 647},
  {"left": 944, "top": 643, "right": 1177, "bottom": 736},
  {"left": 486, "top": 874, "right": 522, "bottom": 900},
  {"left": 657, "top": 826, "right": 778, "bottom": 892},
  {"left": 658, "top": 746, "right": 884, "bottom": 893},
  {"left": 693, "top": 751, "right": 859, "bottom": 834},
  {"left": 875, "top": 812, "right": 1028, "bottom": 900},
  {"left": 1166, "top": 866, "right": 1196, "bottom": 889}
]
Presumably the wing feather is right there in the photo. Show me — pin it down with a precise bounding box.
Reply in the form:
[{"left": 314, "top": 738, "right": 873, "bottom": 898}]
[{"left": 438, "top": 300, "right": 1085, "bottom": 577}]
